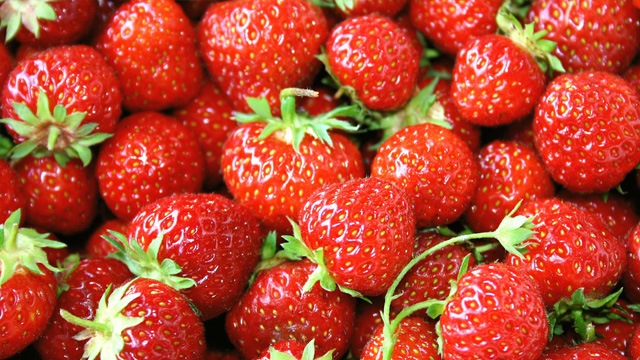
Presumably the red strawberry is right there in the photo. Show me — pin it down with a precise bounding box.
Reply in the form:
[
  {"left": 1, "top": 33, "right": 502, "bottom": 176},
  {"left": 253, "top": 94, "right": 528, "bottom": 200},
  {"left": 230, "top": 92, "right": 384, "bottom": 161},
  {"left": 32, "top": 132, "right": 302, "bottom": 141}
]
[
  {"left": 533, "top": 71, "right": 640, "bottom": 193},
  {"left": 592, "top": 299, "right": 639, "bottom": 357},
  {"left": 505, "top": 198, "right": 627, "bottom": 307},
  {"left": 623, "top": 63, "right": 640, "bottom": 93},
  {"left": 527, "top": 0, "right": 640, "bottom": 74},
  {"left": 541, "top": 342, "right": 627, "bottom": 359},
  {"left": 0, "top": 157, "right": 25, "bottom": 224},
  {"left": 95, "top": 111, "right": 205, "bottom": 221},
  {"left": 198, "top": 0, "right": 329, "bottom": 114},
  {"left": 360, "top": 317, "right": 439, "bottom": 360},
  {"left": 225, "top": 259, "right": 356, "bottom": 359},
  {"left": 322, "top": 14, "right": 421, "bottom": 111},
  {"left": 331, "top": 0, "right": 409, "bottom": 18},
  {"left": 0, "top": 210, "right": 66, "bottom": 358},
  {"left": 371, "top": 122, "right": 478, "bottom": 228},
  {"left": 626, "top": 323, "right": 640, "bottom": 359},
  {"left": 622, "top": 221, "right": 640, "bottom": 302},
  {"left": 94, "top": 0, "right": 204, "bottom": 112},
  {"left": 439, "top": 262, "right": 549, "bottom": 359},
  {"left": 60, "top": 277, "right": 206, "bottom": 359},
  {"left": 83, "top": 218, "right": 128, "bottom": 258},
  {"left": 464, "top": 140, "right": 555, "bottom": 233},
  {"left": 34, "top": 256, "right": 134, "bottom": 360}
]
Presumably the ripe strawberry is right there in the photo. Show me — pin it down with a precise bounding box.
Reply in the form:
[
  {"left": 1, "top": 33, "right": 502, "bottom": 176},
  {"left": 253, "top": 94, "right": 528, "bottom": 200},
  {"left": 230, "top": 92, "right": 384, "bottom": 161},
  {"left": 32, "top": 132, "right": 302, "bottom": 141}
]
[
  {"left": 331, "top": 0, "right": 409, "bottom": 18},
  {"left": 60, "top": 277, "right": 206, "bottom": 359},
  {"left": 622, "top": 221, "right": 640, "bottom": 302},
  {"left": 409, "top": 0, "right": 503, "bottom": 56},
  {"left": 0, "top": 157, "right": 25, "bottom": 223},
  {"left": 82, "top": 218, "right": 128, "bottom": 258},
  {"left": 439, "top": 262, "right": 549, "bottom": 359},
  {"left": 198, "top": 0, "right": 329, "bottom": 114},
  {"left": 94, "top": 0, "right": 204, "bottom": 112},
  {"left": 95, "top": 111, "right": 205, "bottom": 221},
  {"left": 360, "top": 317, "right": 439, "bottom": 360},
  {"left": 0, "top": 210, "right": 66, "bottom": 358},
  {"left": 221, "top": 89, "right": 364, "bottom": 234},
  {"left": 623, "top": 63, "right": 640, "bottom": 93},
  {"left": 533, "top": 71, "right": 640, "bottom": 193},
  {"left": 371, "top": 122, "right": 478, "bottom": 228},
  {"left": 627, "top": 323, "right": 640, "bottom": 359},
  {"left": 225, "top": 259, "right": 356, "bottom": 359},
  {"left": 14, "top": 155, "right": 99, "bottom": 235},
  {"left": 322, "top": 14, "right": 421, "bottom": 111},
  {"left": 541, "top": 342, "right": 627, "bottom": 359},
  {"left": 172, "top": 80, "right": 238, "bottom": 191},
  {"left": 505, "top": 198, "right": 627, "bottom": 307},
  {"left": 34, "top": 256, "right": 134, "bottom": 360},
  {"left": 0, "top": 0, "right": 98, "bottom": 45},
  {"left": 293, "top": 177, "right": 415, "bottom": 297},
  {"left": 464, "top": 140, "right": 555, "bottom": 233},
  {"left": 527, "top": 0, "right": 640, "bottom": 74},
  {"left": 1, "top": 44, "right": 121, "bottom": 166}
]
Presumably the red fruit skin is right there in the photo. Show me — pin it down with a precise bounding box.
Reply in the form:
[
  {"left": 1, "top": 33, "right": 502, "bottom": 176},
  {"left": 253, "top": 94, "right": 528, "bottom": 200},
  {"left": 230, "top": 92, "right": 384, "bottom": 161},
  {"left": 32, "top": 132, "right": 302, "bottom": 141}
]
[
  {"left": 14, "top": 0, "right": 98, "bottom": 46},
  {"left": 0, "top": 158, "right": 25, "bottom": 224},
  {"left": 221, "top": 122, "right": 364, "bottom": 234},
  {"left": 451, "top": 34, "right": 547, "bottom": 127},
  {"left": 527, "top": 0, "right": 640, "bottom": 74},
  {"left": 0, "top": 42, "right": 13, "bottom": 89},
  {"left": 225, "top": 260, "right": 356, "bottom": 360},
  {"left": 533, "top": 71, "right": 640, "bottom": 194},
  {"left": 409, "top": 0, "right": 503, "bottom": 56},
  {"left": 0, "top": 267, "right": 58, "bottom": 359},
  {"left": 541, "top": 342, "right": 627, "bottom": 360},
  {"left": 334, "top": 0, "right": 409, "bottom": 18},
  {"left": 127, "top": 193, "right": 264, "bottom": 321},
  {"left": 15, "top": 156, "right": 98, "bottom": 235},
  {"left": 95, "top": 111, "right": 205, "bottom": 221},
  {"left": 440, "top": 263, "right": 549, "bottom": 360},
  {"left": 326, "top": 14, "right": 420, "bottom": 111},
  {"left": 83, "top": 218, "right": 129, "bottom": 258},
  {"left": 299, "top": 177, "right": 416, "bottom": 296},
  {"left": 505, "top": 198, "right": 627, "bottom": 307},
  {"left": 622, "top": 64, "right": 640, "bottom": 94},
  {"left": 627, "top": 323, "right": 640, "bottom": 359},
  {"left": 198, "top": 0, "right": 328, "bottom": 114},
  {"left": 34, "top": 257, "right": 134, "bottom": 360},
  {"left": 94, "top": 0, "right": 204, "bottom": 112},
  {"left": 622, "top": 222, "right": 640, "bottom": 303},
  {"left": 254, "top": 340, "right": 307, "bottom": 360},
  {"left": 371, "top": 122, "right": 478, "bottom": 228},
  {"left": 2, "top": 44, "right": 122, "bottom": 138},
  {"left": 465, "top": 140, "right": 555, "bottom": 233},
  {"left": 360, "top": 317, "right": 440, "bottom": 360},
  {"left": 172, "top": 81, "right": 238, "bottom": 190},
  {"left": 592, "top": 299, "right": 639, "bottom": 357}
]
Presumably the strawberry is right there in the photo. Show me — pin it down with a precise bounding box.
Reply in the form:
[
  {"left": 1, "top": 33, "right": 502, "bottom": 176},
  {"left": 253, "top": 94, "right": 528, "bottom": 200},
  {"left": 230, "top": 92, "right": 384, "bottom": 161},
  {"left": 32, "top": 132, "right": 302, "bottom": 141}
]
[
  {"left": 0, "top": 157, "right": 25, "bottom": 223},
  {"left": 34, "top": 256, "right": 134, "bottom": 360},
  {"left": 256, "top": 339, "right": 333, "bottom": 360},
  {"left": 533, "top": 71, "right": 640, "bottom": 193},
  {"left": 82, "top": 218, "right": 128, "bottom": 258},
  {"left": 95, "top": 111, "right": 205, "bottom": 221},
  {"left": 198, "top": 0, "right": 329, "bottom": 114},
  {"left": 112, "top": 192, "right": 264, "bottom": 321},
  {"left": 221, "top": 89, "right": 364, "bottom": 234},
  {"left": 622, "top": 221, "right": 640, "bottom": 302},
  {"left": 330, "top": 0, "right": 409, "bottom": 18},
  {"left": 172, "top": 80, "right": 238, "bottom": 191},
  {"left": 627, "top": 323, "right": 640, "bottom": 359},
  {"left": 409, "top": 0, "right": 503, "bottom": 57},
  {"left": 94, "top": 0, "right": 204, "bottom": 112},
  {"left": 225, "top": 259, "right": 356, "bottom": 359},
  {"left": 464, "top": 140, "right": 555, "bottom": 233},
  {"left": 541, "top": 342, "right": 627, "bottom": 359},
  {"left": 14, "top": 155, "right": 99, "bottom": 235},
  {"left": 592, "top": 299, "right": 639, "bottom": 357},
  {"left": 360, "top": 317, "right": 439, "bottom": 360},
  {"left": 527, "top": 0, "right": 640, "bottom": 74},
  {"left": 505, "top": 198, "right": 627, "bottom": 307},
  {"left": 349, "top": 298, "right": 393, "bottom": 359},
  {"left": 439, "top": 262, "right": 549, "bottom": 360},
  {"left": 0, "top": 0, "right": 98, "bottom": 45},
  {"left": 322, "top": 14, "right": 421, "bottom": 112},
  {"left": 371, "top": 122, "right": 478, "bottom": 228},
  {"left": 1, "top": 44, "right": 121, "bottom": 166},
  {"left": 623, "top": 63, "right": 640, "bottom": 93},
  {"left": 0, "top": 210, "right": 66, "bottom": 358},
  {"left": 60, "top": 277, "right": 206, "bottom": 359}
]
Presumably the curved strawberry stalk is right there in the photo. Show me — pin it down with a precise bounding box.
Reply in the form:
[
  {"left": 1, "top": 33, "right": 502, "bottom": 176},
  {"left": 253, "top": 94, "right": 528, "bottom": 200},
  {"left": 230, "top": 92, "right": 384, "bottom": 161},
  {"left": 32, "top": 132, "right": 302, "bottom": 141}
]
[
  {"left": 0, "top": 208, "right": 66, "bottom": 285},
  {"left": 1, "top": 89, "right": 112, "bottom": 167},
  {"left": 0, "top": 0, "right": 55, "bottom": 42}
]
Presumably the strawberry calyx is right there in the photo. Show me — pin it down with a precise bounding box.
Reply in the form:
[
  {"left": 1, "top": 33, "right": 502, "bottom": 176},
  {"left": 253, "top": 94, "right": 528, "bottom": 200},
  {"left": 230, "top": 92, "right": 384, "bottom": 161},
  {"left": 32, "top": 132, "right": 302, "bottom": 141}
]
[
  {"left": 268, "top": 339, "right": 334, "bottom": 360},
  {"left": 0, "top": 0, "right": 56, "bottom": 42},
  {"left": 234, "top": 87, "right": 361, "bottom": 152},
  {"left": 104, "top": 231, "right": 196, "bottom": 292},
  {"left": 60, "top": 280, "right": 145, "bottom": 360},
  {"left": 0, "top": 208, "right": 66, "bottom": 286},
  {"left": 0, "top": 88, "right": 112, "bottom": 167},
  {"left": 496, "top": 10, "right": 565, "bottom": 76}
]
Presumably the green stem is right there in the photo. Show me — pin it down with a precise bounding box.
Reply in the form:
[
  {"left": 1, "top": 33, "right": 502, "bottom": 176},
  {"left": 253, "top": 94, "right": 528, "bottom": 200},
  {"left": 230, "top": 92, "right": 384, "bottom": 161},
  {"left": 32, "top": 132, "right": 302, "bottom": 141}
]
[{"left": 60, "top": 309, "right": 112, "bottom": 334}]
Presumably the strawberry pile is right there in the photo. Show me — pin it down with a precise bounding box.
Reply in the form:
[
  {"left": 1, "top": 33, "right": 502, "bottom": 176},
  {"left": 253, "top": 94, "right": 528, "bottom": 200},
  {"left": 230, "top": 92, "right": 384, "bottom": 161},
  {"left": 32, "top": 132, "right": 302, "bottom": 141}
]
[{"left": 1, "top": 0, "right": 640, "bottom": 359}]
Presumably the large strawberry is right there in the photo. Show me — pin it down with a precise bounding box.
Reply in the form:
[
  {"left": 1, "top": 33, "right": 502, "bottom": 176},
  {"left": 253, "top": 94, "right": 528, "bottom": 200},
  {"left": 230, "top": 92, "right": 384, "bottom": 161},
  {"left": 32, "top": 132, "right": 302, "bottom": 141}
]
[
  {"left": 533, "top": 71, "right": 640, "bottom": 194},
  {"left": 60, "top": 277, "right": 206, "bottom": 359},
  {"left": 198, "top": 0, "right": 329, "bottom": 114},
  {"left": 94, "top": 0, "right": 203, "bottom": 112}
]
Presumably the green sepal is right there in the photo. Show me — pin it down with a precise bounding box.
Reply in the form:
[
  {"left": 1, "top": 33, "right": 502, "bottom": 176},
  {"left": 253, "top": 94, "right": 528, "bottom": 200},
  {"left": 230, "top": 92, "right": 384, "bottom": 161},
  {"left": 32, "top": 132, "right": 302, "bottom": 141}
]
[
  {"left": 0, "top": 0, "right": 56, "bottom": 42},
  {"left": 0, "top": 133, "right": 13, "bottom": 159},
  {"left": 104, "top": 231, "right": 196, "bottom": 292},
  {"left": 333, "top": 0, "right": 355, "bottom": 12},
  {"left": 268, "top": 339, "right": 334, "bottom": 360},
  {"left": 490, "top": 200, "right": 535, "bottom": 258}
]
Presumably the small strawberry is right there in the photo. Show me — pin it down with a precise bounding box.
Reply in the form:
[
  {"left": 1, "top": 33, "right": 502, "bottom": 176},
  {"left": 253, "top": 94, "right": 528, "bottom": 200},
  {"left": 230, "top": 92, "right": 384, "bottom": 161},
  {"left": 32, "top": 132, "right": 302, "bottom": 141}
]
[
  {"left": 60, "top": 277, "right": 206, "bottom": 359},
  {"left": 198, "top": 0, "right": 329, "bottom": 114},
  {"left": 533, "top": 71, "right": 640, "bottom": 193},
  {"left": 360, "top": 317, "right": 440, "bottom": 360},
  {"left": 541, "top": 342, "right": 627, "bottom": 359},
  {"left": 94, "top": 0, "right": 204, "bottom": 112},
  {"left": 95, "top": 111, "right": 205, "bottom": 221},
  {"left": 0, "top": 157, "right": 25, "bottom": 223}
]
